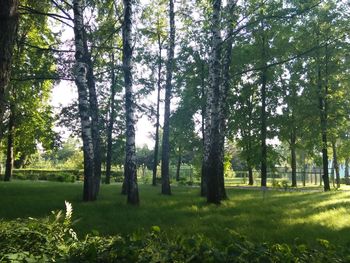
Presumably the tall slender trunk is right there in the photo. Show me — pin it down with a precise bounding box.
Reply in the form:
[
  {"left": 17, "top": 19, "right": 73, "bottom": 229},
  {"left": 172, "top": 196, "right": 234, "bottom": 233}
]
[
  {"left": 317, "top": 42, "right": 330, "bottom": 191},
  {"left": 106, "top": 54, "right": 117, "bottom": 185},
  {"left": 200, "top": 62, "right": 208, "bottom": 197},
  {"left": 345, "top": 158, "right": 349, "bottom": 185},
  {"left": 4, "top": 104, "right": 14, "bottom": 181},
  {"left": 122, "top": 0, "right": 139, "bottom": 205},
  {"left": 73, "top": 0, "right": 98, "bottom": 201},
  {"left": 290, "top": 129, "right": 297, "bottom": 187},
  {"left": 206, "top": 0, "right": 222, "bottom": 204},
  {"left": 247, "top": 96, "right": 254, "bottom": 186},
  {"left": 161, "top": 0, "right": 175, "bottom": 195},
  {"left": 216, "top": 0, "right": 235, "bottom": 200},
  {"left": 259, "top": 21, "right": 268, "bottom": 187},
  {"left": 332, "top": 141, "right": 340, "bottom": 188},
  {"left": 0, "top": 0, "right": 19, "bottom": 138},
  {"left": 260, "top": 67, "right": 267, "bottom": 187},
  {"left": 175, "top": 149, "right": 181, "bottom": 182},
  {"left": 84, "top": 40, "right": 101, "bottom": 194},
  {"left": 152, "top": 36, "right": 162, "bottom": 186}
]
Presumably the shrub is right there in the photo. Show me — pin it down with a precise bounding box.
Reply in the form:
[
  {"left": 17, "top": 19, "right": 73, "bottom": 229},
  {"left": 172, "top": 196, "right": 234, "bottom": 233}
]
[{"left": 1, "top": 204, "right": 350, "bottom": 262}]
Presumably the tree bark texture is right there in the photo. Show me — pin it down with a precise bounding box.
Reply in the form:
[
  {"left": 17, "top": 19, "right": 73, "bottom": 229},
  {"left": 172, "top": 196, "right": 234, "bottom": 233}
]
[
  {"left": 290, "top": 129, "right": 297, "bottom": 187},
  {"left": 200, "top": 62, "right": 208, "bottom": 196},
  {"left": 206, "top": 0, "right": 222, "bottom": 204},
  {"left": 175, "top": 150, "right": 181, "bottom": 182},
  {"left": 122, "top": 0, "right": 139, "bottom": 205},
  {"left": 0, "top": 0, "right": 19, "bottom": 137},
  {"left": 84, "top": 34, "right": 102, "bottom": 194},
  {"left": 4, "top": 104, "right": 14, "bottom": 181},
  {"left": 259, "top": 24, "right": 268, "bottom": 187},
  {"left": 317, "top": 51, "right": 330, "bottom": 191},
  {"left": 332, "top": 141, "right": 340, "bottom": 188},
  {"left": 216, "top": 0, "right": 235, "bottom": 200},
  {"left": 105, "top": 54, "right": 117, "bottom": 185},
  {"left": 161, "top": 0, "right": 175, "bottom": 195},
  {"left": 345, "top": 158, "right": 350, "bottom": 185},
  {"left": 73, "top": 0, "right": 98, "bottom": 201},
  {"left": 152, "top": 36, "right": 162, "bottom": 186},
  {"left": 201, "top": 73, "right": 211, "bottom": 197}
]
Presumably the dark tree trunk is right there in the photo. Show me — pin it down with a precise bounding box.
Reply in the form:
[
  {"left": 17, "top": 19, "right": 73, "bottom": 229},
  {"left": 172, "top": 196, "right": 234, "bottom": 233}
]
[
  {"left": 201, "top": 62, "right": 209, "bottom": 197},
  {"left": 73, "top": 0, "right": 98, "bottom": 201},
  {"left": 248, "top": 163, "right": 253, "bottom": 186},
  {"left": 260, "top": 67, "right": 267, "bottom": 187},
  {"left": 290, "top": 129, "right": 297, "bottom": 187},
  {"left": 152, "top": 36, "right": 162, "bottom": 186},
  {"left": 317, "top": 47, "right": 330, "bottom": 191},
  {"left": 259, "top": 21, "right": 268, "bottom": 187},
  {"left": 84, "top": 40, "right": 101, "bottom": 194},
  {"left": 4, "top": 104, "right": 14, "bottom": 181},
  {"left": 175, "top": 150, "right": 181, "bottom": 182},
  {"left": 105, "top": 54, "right": 117, "bottom": 185},
  {"left": 122, "top": 0, "right": 139, "bottom": 205},
  {"left": 216, "top": 0, "right": 235, "bottom": 201},
  {"left": 332, "top": 141, "right": 340, "bottom": 188},
  {"left": 345, "top": 158, "right": 350, "bottom": 185},
  {"left": 161, "top": 0, "right": 175, "bottom": 195},
  {"left": 206, "top": 0, "right": 222, "bottom": 204},
  {"left": 0, "top": 0, "right": 19, "bottom": 137}
]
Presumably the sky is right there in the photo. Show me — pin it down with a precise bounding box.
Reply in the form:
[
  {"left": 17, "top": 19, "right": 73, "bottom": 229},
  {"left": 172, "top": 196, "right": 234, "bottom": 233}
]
[{"left": 50, "top": 79, "right": 158, "bottom": 148}]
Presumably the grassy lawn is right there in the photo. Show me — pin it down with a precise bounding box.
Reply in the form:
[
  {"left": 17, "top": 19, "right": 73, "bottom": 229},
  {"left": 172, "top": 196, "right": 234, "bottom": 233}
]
[{"left": 1, "top": 180, "right": 350, "bottom": 247}]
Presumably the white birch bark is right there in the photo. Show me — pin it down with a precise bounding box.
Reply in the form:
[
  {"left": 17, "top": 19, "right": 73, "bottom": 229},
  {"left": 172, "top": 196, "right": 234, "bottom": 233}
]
[{"left": 73, "top": 0, "right": 97, "bottom": 201}]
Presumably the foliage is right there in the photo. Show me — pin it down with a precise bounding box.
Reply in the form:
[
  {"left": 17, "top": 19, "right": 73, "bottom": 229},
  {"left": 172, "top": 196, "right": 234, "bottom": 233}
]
[
  {"left": 0, "top": 202, "right": 76, "bottom": 262},
  {"left": 1, "top": 202, "right": 349, "bottom": 262}
]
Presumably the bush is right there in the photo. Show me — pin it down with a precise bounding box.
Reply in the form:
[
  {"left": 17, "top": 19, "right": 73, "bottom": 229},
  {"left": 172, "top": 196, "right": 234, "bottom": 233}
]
[
  {"left": 1, "top": 204, "right": 350, "bottom": 262},
  {"left": 10, "top": 169, "right": 77, "bottom": 183}
]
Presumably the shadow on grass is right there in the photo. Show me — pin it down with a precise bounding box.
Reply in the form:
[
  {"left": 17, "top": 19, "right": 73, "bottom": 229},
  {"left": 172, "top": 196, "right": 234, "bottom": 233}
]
[{"left": 1, "top": 181, "right": 350, "bottom": 246}]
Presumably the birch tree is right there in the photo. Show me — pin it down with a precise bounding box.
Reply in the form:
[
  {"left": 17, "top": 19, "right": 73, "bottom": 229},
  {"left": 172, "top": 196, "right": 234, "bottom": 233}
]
[
  {"left": 122, "top": 0, "right": 139, "bottom": 205},
  {"left": 206, "top": 0, "right": 222, "bottom": 204},
  {"left": 161, "top": 0, "right": 175, "bottom": 195},
  {"left": 73, "top": 0, "right": 99, "bottom": 201}
]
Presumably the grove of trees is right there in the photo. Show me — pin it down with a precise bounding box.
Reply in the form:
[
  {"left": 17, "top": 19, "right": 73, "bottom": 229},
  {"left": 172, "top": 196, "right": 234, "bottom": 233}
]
[{"left": 0, "top": 0, "right": 349, "bottom": 204}]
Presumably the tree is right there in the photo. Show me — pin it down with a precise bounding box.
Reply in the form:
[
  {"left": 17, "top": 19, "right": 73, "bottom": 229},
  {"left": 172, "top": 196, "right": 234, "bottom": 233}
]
[
  {"left": 122, "top": 0, "right": 139, "bottom": 205},
  {"left": 205, "top": 0, "right": 222, "bottom": 204},
  {"left": 73, "top": 0, "right": 100, "bottom": 201},
  {"left": 161, "top": 0, "right": 175, "bottom": 195},
  {"left": 0, "top": 0, "right": 19, "bottom": 137}
]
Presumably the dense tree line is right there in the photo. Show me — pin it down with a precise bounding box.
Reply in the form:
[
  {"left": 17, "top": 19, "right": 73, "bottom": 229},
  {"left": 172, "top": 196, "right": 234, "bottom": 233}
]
[{"left": 0, "top": 0, "right": 349, "bottom": 204}]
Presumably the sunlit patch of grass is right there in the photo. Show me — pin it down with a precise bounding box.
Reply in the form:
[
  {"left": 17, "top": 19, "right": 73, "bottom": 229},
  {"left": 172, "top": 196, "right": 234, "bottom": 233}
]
[
  {"left": 307, "top": 207, "right": 350, "bottom": 230},
  {"left": 1, "top": 181, "right": 350, "bottom": 247}
]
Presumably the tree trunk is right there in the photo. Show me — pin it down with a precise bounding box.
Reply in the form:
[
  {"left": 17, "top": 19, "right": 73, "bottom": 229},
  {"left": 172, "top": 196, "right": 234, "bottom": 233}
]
[
  {"left": 332, "top": 141, "right": 340, "bottom": 188},
  {"left": 259, "top": 22, "right": 268, "bottom": 187},
  {"left": 248, "top": 165, "right": 253, "bottom": 186},
  {"left": 345, "top": 158, "right": 350, "bottom": 185},
  {"left": 216, "top": 0, "right": 235, "bottom": 201},
  {"left": 84, "top": 37, "right": 101, "bottom": 194},
  {"left": 290, "top": 129, "right": 297, "bottom": 187},
  {"left": 161, "top": 0, "right": 175, "bottom": 195},
  {"left": 4, "top": 104, "right": 14, "bottom": 181},
  {"left": 206, "top": 0, "right": 222, "bottom": 204},
  {"left": 200, "top": 62, "right": 207, "bottom": 196},
  {"left": 152, "top": 35, "right": 162, "bottom": 186},
  {"left": 122, "top": 0, "right": 139, "bottom": 205},
  {"left": 105, "top": 54, "right": 117, "bottom": 185},
  {"left": 317, "top": 45, "right": 330, "bottom": 191},
  {"left": 175, "top": 150, "right": 181, "bottom": 182},
  {"left": 73, "top": 0, "right": 98, "bottom": 201},
  {"left": 0, "top": 0, "right": 19, "bottom": 137}
]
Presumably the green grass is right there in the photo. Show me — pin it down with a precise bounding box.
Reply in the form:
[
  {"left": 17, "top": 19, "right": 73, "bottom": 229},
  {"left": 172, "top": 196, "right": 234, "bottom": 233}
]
[{"left": 1, "top": 180, "right": 350, "bottom": 247}]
